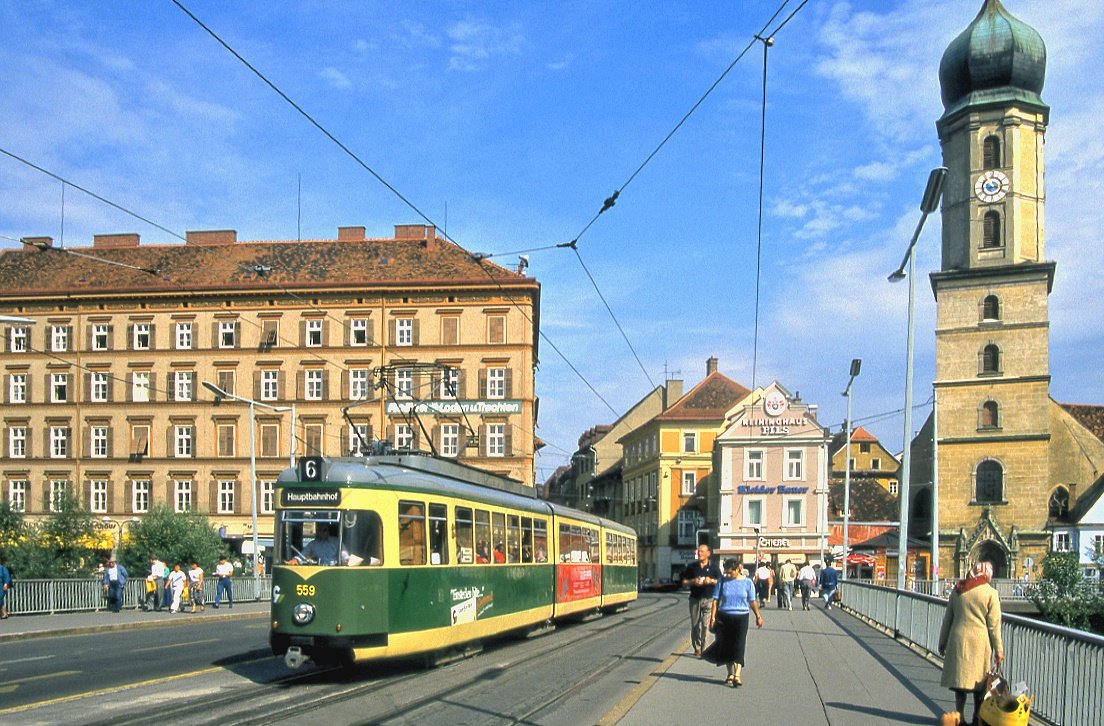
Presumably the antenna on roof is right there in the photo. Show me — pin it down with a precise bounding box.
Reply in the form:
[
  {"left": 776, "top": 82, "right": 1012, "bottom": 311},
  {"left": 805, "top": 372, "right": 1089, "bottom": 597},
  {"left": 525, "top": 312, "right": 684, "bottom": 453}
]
[{"left": 297, "top": 173, "right": 302, "bottom": 242}]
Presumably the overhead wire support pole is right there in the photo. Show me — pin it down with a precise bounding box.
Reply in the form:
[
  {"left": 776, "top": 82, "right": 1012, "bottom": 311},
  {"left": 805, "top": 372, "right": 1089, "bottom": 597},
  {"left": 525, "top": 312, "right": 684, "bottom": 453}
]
[{"left": 751, "top": 33, "right": 773, "bottom": 389}]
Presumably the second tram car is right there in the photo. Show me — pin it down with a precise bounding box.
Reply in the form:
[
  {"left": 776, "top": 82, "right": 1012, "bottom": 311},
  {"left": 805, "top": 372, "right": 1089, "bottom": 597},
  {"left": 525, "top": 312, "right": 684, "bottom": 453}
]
[{"left": 270, "top": 454, "right": 637, "bottom": 667}]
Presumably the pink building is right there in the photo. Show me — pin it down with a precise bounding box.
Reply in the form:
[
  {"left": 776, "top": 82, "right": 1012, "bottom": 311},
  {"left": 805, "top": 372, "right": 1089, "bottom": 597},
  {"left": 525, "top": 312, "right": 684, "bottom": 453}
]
[{"left": 713, "top": 382, "right": 831, "bottom": 568}]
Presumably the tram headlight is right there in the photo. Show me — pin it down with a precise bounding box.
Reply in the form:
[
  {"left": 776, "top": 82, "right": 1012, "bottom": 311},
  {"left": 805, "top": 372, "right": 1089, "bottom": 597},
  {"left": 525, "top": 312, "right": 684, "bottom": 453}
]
[{"left": 292, "top": 602, "right": 315, "bottom": 626}]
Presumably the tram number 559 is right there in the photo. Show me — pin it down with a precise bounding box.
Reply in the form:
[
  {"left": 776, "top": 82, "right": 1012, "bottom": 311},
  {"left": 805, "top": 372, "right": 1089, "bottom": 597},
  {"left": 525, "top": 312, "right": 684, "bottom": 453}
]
[{"left": 296, "top": 584, "right": 316, "bottom": 597}]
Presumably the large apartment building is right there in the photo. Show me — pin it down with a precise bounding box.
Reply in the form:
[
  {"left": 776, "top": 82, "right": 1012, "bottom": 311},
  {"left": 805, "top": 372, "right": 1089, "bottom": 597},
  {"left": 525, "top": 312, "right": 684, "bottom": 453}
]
[{"left": 0, "top": 224, "right": 539, "bottom": 548}]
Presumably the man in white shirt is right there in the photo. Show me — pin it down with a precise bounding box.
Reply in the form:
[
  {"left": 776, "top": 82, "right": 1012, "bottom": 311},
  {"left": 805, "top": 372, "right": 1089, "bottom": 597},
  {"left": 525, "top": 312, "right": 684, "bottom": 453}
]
[
  {"left": 148, "top": 557, "right": 167, "bottom": 611},
  {"left": 290, "top": 526, "right": 348, "bottom": 566},
  {"left": 797, "top": 561, "right": 817, "bottom": 611},
  {"left": 213, "top": 556, "right": 234, "bottom": 609}
]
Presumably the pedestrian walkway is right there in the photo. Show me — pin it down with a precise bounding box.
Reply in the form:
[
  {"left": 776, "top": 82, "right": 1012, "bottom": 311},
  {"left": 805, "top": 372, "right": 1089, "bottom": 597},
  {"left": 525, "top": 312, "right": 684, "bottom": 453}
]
[
  {"left": 0, "top": 599, "right": 268, "bottom": 643},
  {"left": 610, "top": 601, "right": 960, "bottom": 726}
]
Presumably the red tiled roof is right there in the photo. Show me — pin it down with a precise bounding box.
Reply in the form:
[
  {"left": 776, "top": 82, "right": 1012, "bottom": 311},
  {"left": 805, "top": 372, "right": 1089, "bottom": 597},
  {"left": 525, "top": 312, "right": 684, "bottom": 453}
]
[
  {"left": 1059, "top": 403, "right": 1104, "bottom": 444},
  {"left": 0, "top": 235, "right": 530, "bottom": 298},
  {"left": 654, "top": 371, "right": 750, "bottom": 422}
]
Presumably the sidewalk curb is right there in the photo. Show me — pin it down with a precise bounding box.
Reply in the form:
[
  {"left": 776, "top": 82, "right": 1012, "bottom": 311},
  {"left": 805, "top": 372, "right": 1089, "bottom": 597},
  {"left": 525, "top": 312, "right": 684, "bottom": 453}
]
[{"left": 0, "top": 609, "right": 265, "bottom": 644}]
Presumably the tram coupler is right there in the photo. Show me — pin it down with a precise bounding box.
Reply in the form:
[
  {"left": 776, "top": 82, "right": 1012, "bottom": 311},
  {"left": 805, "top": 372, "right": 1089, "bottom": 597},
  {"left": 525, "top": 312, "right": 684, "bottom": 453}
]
[{"left": 284, "top": 646, "right": 310, "bottom": 669}]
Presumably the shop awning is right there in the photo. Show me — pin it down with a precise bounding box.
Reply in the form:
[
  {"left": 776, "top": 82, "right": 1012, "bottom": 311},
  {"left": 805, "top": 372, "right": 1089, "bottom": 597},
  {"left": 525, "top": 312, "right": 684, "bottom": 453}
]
[{"left": 846, "top": 553, "right": 876, "bottom": 566}]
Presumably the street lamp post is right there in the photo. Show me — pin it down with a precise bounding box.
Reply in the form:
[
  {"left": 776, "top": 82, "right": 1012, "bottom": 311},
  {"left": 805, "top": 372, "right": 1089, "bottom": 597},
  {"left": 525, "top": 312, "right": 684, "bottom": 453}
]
[
  {"left": 753, "top": 525, "right": 761, "bottom": 570},
  {"left": 841, "top": 358, "right": 861, "bottom": 582},
  {"left": 202, "top": 381, "right": 290, "bottom": 599},
  {"left": 888, "top": 167, "right": 947, "bottom": 593}
]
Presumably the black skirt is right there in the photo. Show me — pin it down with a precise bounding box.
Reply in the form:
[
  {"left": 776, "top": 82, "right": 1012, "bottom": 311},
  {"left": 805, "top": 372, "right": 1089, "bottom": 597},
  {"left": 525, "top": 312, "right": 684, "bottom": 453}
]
[{"left": 705, "top": 611, "right": 751, "bottom": 666}]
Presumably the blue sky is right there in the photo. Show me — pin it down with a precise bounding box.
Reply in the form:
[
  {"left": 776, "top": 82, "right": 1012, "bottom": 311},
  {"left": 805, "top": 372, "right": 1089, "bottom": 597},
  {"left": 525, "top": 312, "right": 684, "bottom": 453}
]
[{"left": 2, "top": 1, "right": 1101, "bottom": 483}]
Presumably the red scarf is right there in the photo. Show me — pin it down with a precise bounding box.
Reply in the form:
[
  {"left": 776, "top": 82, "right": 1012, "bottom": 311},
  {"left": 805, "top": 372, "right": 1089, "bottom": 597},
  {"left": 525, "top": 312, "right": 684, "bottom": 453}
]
[{"left": 955, "top": 575, "right": 989, "bottom": 594}]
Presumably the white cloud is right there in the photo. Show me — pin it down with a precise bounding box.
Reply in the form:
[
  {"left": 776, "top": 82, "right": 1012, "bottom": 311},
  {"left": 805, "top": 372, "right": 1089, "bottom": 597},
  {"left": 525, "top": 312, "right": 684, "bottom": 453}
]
[
  {"left": 447, "top": 20, "right": 524, "bottom": 72},
  {"left": 319, "top": 67, "right": 352, "bottom": 90}
]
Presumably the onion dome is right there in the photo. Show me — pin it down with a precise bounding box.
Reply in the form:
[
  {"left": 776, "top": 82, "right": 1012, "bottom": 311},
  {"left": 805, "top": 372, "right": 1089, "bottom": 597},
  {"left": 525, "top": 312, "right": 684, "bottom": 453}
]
[{"left": 938, "top": 0, "right": 1046, "bottom": 118}]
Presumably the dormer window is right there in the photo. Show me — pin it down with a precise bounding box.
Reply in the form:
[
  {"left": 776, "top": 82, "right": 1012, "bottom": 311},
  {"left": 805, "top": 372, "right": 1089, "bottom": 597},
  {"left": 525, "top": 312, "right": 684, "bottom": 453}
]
[{"left": 983, "top": 135, "right": 1001, "bottom": 169}]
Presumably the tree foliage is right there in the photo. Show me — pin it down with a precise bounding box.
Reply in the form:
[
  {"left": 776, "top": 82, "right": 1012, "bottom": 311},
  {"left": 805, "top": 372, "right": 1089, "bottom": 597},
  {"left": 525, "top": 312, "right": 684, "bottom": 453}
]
[
  {"left": 119, "top": 504, "right": 229, "bottom": 576},
  {"left": 1029, "top": 552, "right": 1104, "bottom": 632},
  {"left": 0, "top": 493, "right": 102, "bottom": 578}
]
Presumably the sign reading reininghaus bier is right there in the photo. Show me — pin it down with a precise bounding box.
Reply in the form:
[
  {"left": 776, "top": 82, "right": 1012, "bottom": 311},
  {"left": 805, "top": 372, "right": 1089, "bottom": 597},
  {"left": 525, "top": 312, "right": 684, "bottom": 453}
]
[{"left": 384, "top": 400, "right": 522, "bottom": 415}]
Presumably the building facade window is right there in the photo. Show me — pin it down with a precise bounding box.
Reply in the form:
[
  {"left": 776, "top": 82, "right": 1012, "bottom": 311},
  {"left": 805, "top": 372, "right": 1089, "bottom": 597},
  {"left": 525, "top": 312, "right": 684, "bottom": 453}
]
[
  {"left": 677, "top": 510, "right": 703, "bottom": 546},
  {"left": 784, "top": 497, "right": 804, "bottom": 526},
  {"left": 174, "top": 425, "right": 194, "bottom": 458},
  {"left": 981, "top": 344, "right": 1001, "bottom": 375},
  {"left": 261, "top": 370, "right": 279, "bottom": 401},
  {"left": 9, "top": 426, "right": 26, "bottom": 458},
  {"left": 681, "top": 470, "right": 696, "bottom": 496},
  {"left": 441, "top": 424, "right": 459, "bottom": 457},
  {"left": 132, "top": 479, "right": 150, "bottom": 513},
  {"left": 174, "top": 480, "right": 192, "bottom": 512},
  {"left": 981, "top": 400, "right": 1000, "bottom": 429},
  {"left": 349, "top": 424, "right": 370, "bottom": 455},
  {"left": 219, "top": 321, "right": 236, "bottom": 348},
  {"left": 217, "top": 370, "right": 235, "bottom": 396},
  {"left": 130, "top": 425, "right": 150, "bottom": 461},
  {"left": 132, "top": 371, "right": 151, "bottom": 402},
  {"left": 175, "top": 321, "right": 192, "bottom": 350},
  {"left": 350, "top": 318, "right": 369, "bottom": 346},
  {"left": 51, "top": 325, "right": 69, "bottom": 352},
  {"left": 983, "top": 135, "right": 1001, "bottom": 169},
  {"left": 218, "top": 480, "right": 235, "bottom": 514},
  {"left": 982, "top": 211, "right": 1002, "bottom": 249},
  {"left": 871, "top": 458, "right": 882, "bottom": 470},
  {"left": 682, "top": 431, "right": 696, "bottom": 453},
  {"left": 975, "top": 460, "right": 1004, "bottom": 503},
  {"left": 487, "top": 367, "right": 506, "bottom": 399},
  {"left": 8, "top": 479, "right": 27, "bottom": 512},
  {"left": 9, "top": 373, "right": 26, "bottom": 403},
  {"left": 487, "top": 424, "right": 505, "bottom": 457},
  {"left": 217, "top": 424, "right": 236, "bottom": 457},
  {"left": 440, "top": 367, "right": 459, "bottom": 399},
  {"left": 785, "top": 449, "right": 804, "bottom": 480},
  {"left": 50, "top": 479, "right": 67, "bottom": 512},
  {"left": 259, "top": 319, "right": 279, "bottom": 349},
  {"left": 305, "top": 369, "right": 324, "bottom": 400},
  {"left": 90, "top": 479, "right": 108, "bottom": 513},
  {"left": 305, "top": 319, "right": 323, "bottom": 347},
  {"left": 889, "top": 480, "right": 899, "bottom": 496},
  {"left": 260, "top": 424, "right": 279, "bottom": 457},
  {"left": 91, "top": 372, "right": 109, "bottom": 402},
  {"left": 50, "top": 426, "right": 69, "bottom": 458},
  {"left": 1051, "top": 532, "right": 1070, "bottom": 552},
  {"left": 174, "top": 371, "right": 194, "bottom": 402},
  {"left": 91, "top": 426, "right": 109, "bottom": 458},
  {"left": 745, "top": 498, "right": 764, "bottom": 527},
  {"left": 10, "top": 326, "right": 27, "bottom": 352},
  {"left": 487, "top": 314, "right": 506, "bottom": 344},
  {"left": 440, "top": 316, "right": 459, "bottom": 346},
  {"left": 395, "top": 368, "right": 413, "bottom": 399},
  {"left": 395, "top": 423, "right": 414, "bottom": 450},
  {"left": 396, "top": 318, "right": 414, "bottom": 346},
  {"left": 745, "top": 450, "right": 764, "bottom": 480},
  {"left": 261, "top": 480, "right": 275, "bottom": 514},
  {"left": 92, "top": 324, "right": 110, "bottom": 350},
  {"left": 982, "top": 295, "right": 1000, "bottom": 321},
  {"left": 304, "top": 423, "right": 324, "bottom": 455},
  {"left": 51, "top": 372, "right": 68, "bottom": 403},
  {"left": 350, "top": 369, "right": 370, "bottom": 401},
  {"left": 133, "top": 322, "right": 151, "bottom": 350},
  {"left": 1048, "top": 486, "right": 1070, "bottom": 519}
]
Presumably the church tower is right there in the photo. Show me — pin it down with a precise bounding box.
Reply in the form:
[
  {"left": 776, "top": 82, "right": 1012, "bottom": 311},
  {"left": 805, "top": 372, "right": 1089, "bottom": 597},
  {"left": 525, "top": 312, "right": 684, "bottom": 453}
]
[{"left": 929, "top": 0, "right": 1054, "bottom": 578}]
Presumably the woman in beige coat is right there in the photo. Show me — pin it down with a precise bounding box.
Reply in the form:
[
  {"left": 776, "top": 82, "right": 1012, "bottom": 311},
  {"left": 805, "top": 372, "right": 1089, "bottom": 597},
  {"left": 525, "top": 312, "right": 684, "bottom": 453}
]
[{"left": 938, "top": 561, "right": 1004, "bottom": 726}]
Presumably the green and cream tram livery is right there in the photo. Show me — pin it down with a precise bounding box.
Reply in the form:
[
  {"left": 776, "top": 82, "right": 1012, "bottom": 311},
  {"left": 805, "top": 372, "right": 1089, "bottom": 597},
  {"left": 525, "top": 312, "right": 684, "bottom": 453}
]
[{"left": 270, "top": 454, "right": 637, "bottom": 667}]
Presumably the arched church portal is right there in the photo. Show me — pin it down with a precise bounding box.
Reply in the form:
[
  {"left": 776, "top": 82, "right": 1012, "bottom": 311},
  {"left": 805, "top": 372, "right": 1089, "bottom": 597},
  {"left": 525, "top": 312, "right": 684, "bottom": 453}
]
[{"left": 970, "top": 539, "right": 1008, "bottom": 579}]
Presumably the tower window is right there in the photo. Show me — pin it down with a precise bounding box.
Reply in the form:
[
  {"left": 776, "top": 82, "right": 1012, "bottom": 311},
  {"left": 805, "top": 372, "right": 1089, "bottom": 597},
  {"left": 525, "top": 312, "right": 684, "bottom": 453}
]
[
  {"left": 981, "top": 295, "right": 1000, "bottom": 321},
  {"left": 1048, "top": 486, "right": 1070, "bottom": 519},
  {"left": 982, "top": 211, "right": 1002, "bottom": 249},
  {"left": 980, "top": 401, "right": 1000, "bottom": 429},
  {"left": 983, "top": 135, "right": 1001, "bottom": 170},
  {"left": 975, "top": 460, "right": 1004, "bottom": 503},
  {"left": 980, "top": 344, "right": 1000, "bottom": 375}
]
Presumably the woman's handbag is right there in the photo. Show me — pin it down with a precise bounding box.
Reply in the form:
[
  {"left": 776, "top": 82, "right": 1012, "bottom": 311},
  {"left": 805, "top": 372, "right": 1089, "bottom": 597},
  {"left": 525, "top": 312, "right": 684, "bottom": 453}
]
[{"left": 978, "top": 668, "right": 1033, "bottom": 726}]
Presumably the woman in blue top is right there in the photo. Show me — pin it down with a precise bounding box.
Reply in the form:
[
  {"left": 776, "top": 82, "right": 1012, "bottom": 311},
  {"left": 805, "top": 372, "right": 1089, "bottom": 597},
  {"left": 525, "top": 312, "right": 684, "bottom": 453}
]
[{"left": 708, "top": 558, "right": 763, "bottom": 686}]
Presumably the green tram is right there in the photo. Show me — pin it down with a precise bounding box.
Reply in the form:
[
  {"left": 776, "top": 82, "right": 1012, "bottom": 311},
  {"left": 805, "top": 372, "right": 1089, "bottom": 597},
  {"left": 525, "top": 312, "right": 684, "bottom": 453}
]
[{"left": 270, "top": 454, "right": 638, "bottom": 668}]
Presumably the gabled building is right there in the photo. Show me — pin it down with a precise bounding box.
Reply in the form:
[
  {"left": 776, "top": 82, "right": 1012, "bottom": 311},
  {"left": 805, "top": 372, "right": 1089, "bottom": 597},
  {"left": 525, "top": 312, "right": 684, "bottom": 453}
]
[
  {"left": 0, "top": 224, "right": 540, "bottom": 554},
  {"left": 829, "top": 426, "right": 900, "bottom": 496},
  {"left": 618, "top": 357, "right": 750, "bottom": 583}
]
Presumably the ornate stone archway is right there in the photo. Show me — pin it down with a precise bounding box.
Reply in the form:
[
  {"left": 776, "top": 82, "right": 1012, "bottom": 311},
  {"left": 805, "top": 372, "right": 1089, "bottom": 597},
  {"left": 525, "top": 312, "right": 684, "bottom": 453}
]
[{"left": 954, "top": 505, "right": 1017, "bottom": 579}]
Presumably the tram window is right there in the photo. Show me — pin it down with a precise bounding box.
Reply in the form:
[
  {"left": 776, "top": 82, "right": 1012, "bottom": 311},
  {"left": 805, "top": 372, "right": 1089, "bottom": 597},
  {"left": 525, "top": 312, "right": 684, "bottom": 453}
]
[
  {"left": 429, "top": 503, "right": 449, "bottom": 566},
  {"left": 341, "top": 510, "right": 383, "bottom": 566},
  {"left": 475, "top": 509, "right": 491, "bottom": 563},
  {"left": 398, "top": 501, "right": 426, "bottom": 566},
  {"left": 521, "top": 517, "right": 534, "bottom": 563},
  {"left": 587, "top": 527, "right": 599, "bottom": 563},
  {"left": 534, "top": 519, "right": 548, "bottom": 562},
  {"left": 507, "top": 514, "right": 521, "bottom": 563},
  {"left": 456, "top": 506, "right": 474, "bottom": 564},
  {"left": 492, "top": 512, "right": 506, "bottom": 563},
  {"left": 605, "top": 533, "right": 613, "bottom": 564}
]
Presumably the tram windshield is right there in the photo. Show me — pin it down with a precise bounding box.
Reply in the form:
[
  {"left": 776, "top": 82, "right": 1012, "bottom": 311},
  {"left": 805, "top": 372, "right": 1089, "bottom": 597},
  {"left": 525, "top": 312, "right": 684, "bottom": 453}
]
[{"left": 277, "top": 509, "right": 383, "bottom": 567}]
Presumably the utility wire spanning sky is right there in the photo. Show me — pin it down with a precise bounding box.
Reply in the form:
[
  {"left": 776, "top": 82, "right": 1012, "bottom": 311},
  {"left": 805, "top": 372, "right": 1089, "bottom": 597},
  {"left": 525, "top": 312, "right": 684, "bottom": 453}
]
[{"left": 2, "top": 1, "right": 1102, "bottom": 482}]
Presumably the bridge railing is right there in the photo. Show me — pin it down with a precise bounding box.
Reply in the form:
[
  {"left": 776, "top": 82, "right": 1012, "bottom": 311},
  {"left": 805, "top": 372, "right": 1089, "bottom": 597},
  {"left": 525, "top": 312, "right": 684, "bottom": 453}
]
[
  {"left": 841, "top": 580, "right": 1104, "bottom": 726},
  {"left": 848, "top": 577, "right": 1032, "bottom": 600},
  {"left": 2, "top": 576, "right": 272, "bottom": 615}
]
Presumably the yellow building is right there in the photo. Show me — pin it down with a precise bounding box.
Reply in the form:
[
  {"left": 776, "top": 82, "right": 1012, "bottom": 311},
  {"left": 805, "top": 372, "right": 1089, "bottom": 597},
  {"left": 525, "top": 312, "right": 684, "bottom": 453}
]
[
  {"left": 0, "top": 224, "right": 539, "bottom": 550},
  {"left": 618, "top": 357, "right": 749, "bottom": 583},
  {"left": 829, "top": 426, "right": 900, "bottom": 496}
]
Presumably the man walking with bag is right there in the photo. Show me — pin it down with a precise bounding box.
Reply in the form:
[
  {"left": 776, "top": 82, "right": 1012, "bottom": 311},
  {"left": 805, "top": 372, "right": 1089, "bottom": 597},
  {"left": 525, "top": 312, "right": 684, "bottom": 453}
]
[
  {"left": 101, "top": 558, "right": 128, "bottom": 613},
  {"left": 680, "top": 543, "right": 721, "bottom": 657}
]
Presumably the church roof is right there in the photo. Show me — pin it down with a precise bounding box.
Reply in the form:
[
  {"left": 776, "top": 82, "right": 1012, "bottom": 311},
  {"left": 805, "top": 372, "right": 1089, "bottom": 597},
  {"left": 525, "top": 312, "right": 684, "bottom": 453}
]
[
  {"left": 938, "top": 0, "right": 1047, "bottom": 119},
  {"left": 1059, "top": 403, "right": 1104, "bottom": 444},
  {"left": 654, "top": 371, "right": 750, "bottom": 422}
]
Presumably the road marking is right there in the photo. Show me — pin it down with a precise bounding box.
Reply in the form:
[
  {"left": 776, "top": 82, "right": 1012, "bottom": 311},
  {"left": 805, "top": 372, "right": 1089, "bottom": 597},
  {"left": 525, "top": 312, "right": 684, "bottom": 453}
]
[
  {"left": 132, "top": 637, "right": 220, "bottom": 653},
  {"left": 0, "top": 670, "right": 81, "bottom": 693},
  {"left": 4, "top": 654, "right": 56, "bottom": 665}
]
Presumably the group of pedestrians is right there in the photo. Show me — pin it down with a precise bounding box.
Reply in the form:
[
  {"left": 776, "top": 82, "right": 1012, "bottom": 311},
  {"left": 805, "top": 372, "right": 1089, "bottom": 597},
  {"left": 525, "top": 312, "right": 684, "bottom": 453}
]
[
  {"left": 100, "top": 555, "right": 236, "bottom": 614},
  {"left": 750, "top": 557, "right": 840, "bottom": 612}
]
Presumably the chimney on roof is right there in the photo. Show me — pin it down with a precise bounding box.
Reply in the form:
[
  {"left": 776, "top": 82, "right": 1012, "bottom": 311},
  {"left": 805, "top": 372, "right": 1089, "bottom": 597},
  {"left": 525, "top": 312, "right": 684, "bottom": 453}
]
[
  {"left": 395, "top": 224, "right": 439, "bottom": 252},
  {"left": 93, "top": 233, "right": 140, "bottom": 249},
  {"left": 706, "top": 356, "right": 719, "bottom": 375},
  {"left": 185, "top": 230, "right": 237, "bottom": 246},
  {"left": 21, "top": 236, "right": 53, "bottom": 251},
  {"left": 338, "top": 226, "right": 366, "bottom": 241},
  {"left": 664, "top": 379, "right": 683, "bottom": 410}
]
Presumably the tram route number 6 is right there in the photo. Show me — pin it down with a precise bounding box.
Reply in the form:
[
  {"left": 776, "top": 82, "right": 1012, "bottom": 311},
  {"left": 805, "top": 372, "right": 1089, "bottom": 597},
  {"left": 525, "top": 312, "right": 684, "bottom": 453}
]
[
  {"left": 299, "top": 456, "right": 324, "bottom": 482},
  {"left": 296, "top": 584, "right": 316, "bottom": 596}
]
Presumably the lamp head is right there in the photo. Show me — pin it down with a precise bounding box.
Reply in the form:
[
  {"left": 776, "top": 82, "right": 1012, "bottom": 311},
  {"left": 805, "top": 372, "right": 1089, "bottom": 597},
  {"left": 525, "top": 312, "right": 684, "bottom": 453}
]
[
  {"left": 888, "top": 268, "right": 907, "bottom": 283},
  {"left": 202, "top": 380, "right": 227, "bottom": 404},
  {"left": 850, "top": 359, "right": 862, "bottom": 377}
]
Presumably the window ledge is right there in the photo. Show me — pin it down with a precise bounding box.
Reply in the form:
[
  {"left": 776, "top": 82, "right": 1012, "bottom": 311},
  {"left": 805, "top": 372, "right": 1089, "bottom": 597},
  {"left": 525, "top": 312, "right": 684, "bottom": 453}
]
[
  {"left": 969, "top": 500, "right": 1008, "bottom": 506},
  {"left": 977, "top": 426, "right": 1003, "bottom": 433},
  {"left": 977, "top": 371, "right": 1002, "bottom": 378}
]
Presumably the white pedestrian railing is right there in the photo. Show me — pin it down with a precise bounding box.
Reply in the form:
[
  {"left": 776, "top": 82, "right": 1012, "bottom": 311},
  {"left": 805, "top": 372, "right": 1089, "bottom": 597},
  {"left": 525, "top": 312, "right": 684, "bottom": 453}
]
[
  {"left": 841, "top": 580, "right": 1104, "bottom": 726},
  {"left": 3, "top": 576, "right": 272, "bottom": 615},
  {"left": 848, "top": 577, "right": 1033, "bottom": 600}
]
